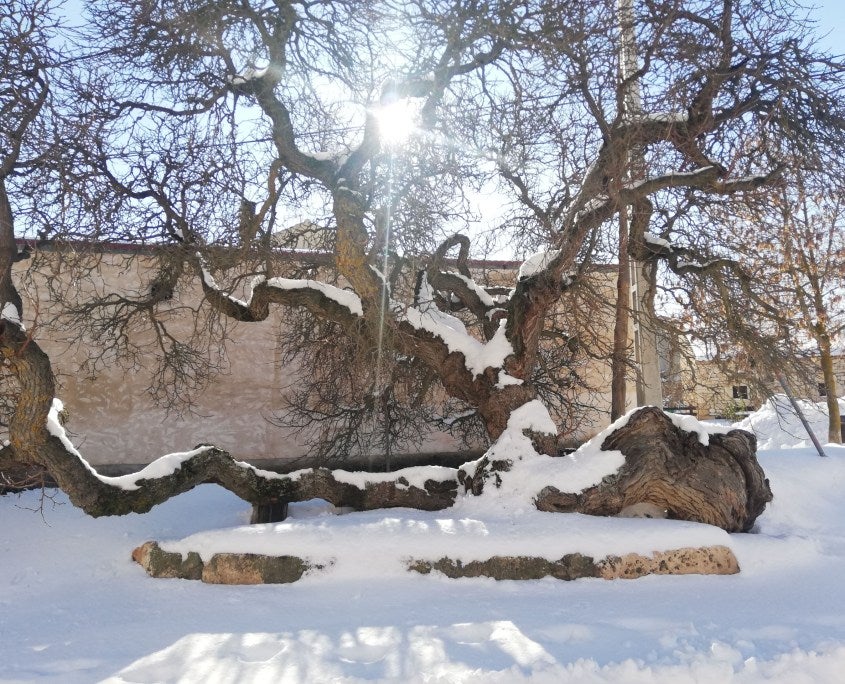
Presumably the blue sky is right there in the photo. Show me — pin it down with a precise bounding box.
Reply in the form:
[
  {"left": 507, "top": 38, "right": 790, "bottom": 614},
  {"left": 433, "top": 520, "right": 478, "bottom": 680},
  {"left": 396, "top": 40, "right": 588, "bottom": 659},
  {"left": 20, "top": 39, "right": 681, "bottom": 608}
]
[
  {"left": 55, "top": 2, "right": 845, "bottom": 54},
  {"left": 811, "top": 1, "right": 845, "bottom": 53}
]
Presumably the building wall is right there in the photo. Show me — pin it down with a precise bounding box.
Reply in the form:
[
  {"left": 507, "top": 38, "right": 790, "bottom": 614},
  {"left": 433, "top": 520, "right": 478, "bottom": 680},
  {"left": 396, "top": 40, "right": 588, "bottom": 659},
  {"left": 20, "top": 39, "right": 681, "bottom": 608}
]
[
  {"left": 691, "top": 356, "right": 845, "bottom": 420},
  {"left": 10, "top": 247, "right": 633, "bottom": 465}
]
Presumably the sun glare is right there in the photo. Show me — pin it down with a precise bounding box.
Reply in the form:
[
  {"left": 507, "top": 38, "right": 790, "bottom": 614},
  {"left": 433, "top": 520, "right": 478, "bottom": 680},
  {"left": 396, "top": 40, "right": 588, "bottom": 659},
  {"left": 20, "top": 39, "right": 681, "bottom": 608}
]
[{"left": 373, "top": 98, "right": 419, "bottom": 147}]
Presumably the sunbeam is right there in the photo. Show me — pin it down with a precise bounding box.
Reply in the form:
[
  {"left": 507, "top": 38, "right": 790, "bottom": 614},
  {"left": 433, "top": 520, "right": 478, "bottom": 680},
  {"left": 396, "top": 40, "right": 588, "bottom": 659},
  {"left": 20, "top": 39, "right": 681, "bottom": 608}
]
[{"left": 373, "top": 98, "right": 420, "bottom": 147}]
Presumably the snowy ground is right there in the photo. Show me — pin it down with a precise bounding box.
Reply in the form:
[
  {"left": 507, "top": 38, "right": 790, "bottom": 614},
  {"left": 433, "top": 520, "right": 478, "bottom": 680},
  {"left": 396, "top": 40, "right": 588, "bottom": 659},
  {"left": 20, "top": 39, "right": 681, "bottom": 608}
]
[
  {"left": 733, "top": 394, "right": 845, "bottom": 452},
  {"left": 3, "top": 401, "right": 845, "bottom": 683}
]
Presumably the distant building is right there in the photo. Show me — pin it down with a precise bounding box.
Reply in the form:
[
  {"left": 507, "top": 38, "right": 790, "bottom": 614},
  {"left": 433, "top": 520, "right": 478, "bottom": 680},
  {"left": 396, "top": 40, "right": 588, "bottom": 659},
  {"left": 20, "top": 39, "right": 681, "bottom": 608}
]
[
  {"left": 689, "top": 354, "right": 845, "bottom": 420},
  {"left": 271, "top": 221, "right": 335, "bottom": 252}
]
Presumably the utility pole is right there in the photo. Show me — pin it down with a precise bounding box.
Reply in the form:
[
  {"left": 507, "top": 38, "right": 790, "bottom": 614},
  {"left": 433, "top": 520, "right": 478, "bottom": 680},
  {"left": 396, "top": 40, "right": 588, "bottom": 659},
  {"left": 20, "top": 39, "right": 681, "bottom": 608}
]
[{"left": 618, "top": 0, "right": 663, "bottom": 408}]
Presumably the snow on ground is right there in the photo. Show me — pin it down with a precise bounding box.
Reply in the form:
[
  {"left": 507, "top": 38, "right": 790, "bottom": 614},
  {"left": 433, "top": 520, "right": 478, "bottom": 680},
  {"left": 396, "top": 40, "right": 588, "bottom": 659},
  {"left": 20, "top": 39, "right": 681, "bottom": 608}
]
[
  {"left": 3, "top": 407, "right": 845, "bottom": 682},
  {"left": 733, "top": 394, "right": 845, "bottom": 451}
]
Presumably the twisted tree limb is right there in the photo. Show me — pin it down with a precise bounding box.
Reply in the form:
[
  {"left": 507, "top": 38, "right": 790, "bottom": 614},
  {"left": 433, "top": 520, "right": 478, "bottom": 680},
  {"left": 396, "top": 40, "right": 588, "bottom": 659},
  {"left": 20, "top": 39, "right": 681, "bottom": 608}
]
[{"left": 0, "top": 315, "right": 457, "bottom": 517}]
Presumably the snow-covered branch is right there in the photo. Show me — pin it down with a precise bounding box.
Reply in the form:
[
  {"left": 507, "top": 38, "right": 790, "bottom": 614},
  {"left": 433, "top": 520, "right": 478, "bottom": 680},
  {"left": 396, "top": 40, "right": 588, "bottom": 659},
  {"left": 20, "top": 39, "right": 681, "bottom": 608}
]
[
  {"left": 0, "top": 311, "right": 459, "bottom": 516},
  {"left": 400, "top": 295, "right": 514, "bottom": 378},
  {"left": 195, "top": 260, "right": 365, "bottom": 331},
  {"left": 41, "top": 393, "right": 459, "bottom": 516},
  {"left": 622, "top": 166, "right": 721, "bottom": 196}
]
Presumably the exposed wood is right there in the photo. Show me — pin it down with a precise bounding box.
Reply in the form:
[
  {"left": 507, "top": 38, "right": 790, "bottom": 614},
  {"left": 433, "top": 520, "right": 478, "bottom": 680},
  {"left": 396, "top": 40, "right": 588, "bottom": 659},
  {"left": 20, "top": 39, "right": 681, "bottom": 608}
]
[
  {"left": 131, "top": 542, "right": 318, "bottom": 584},
  {"left": 535, "top": 407, "right": 772, "bottom": 532}
]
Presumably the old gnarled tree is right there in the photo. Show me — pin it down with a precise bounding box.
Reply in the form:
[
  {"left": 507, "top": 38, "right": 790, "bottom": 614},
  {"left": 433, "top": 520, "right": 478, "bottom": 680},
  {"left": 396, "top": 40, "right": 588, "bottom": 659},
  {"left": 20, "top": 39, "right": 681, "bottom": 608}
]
[{"left": 3, "top": 0, "right": 840, "bottom": 529}]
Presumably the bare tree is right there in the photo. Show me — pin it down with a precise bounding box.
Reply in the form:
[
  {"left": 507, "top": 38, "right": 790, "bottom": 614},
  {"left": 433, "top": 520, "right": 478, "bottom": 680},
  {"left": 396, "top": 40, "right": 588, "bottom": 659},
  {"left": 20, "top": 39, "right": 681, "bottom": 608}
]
[
  {"left": 699, "top": 168, "right": 845, "bottom": 443},
  {"left": 776, "top": 176, "right": 845, "bottom": 444},
  {"left": 1, "top": 0, "right": 56, "bottom": 484},
  {"left": 2, "top": 0, "right": 838, "bottom": 527}
]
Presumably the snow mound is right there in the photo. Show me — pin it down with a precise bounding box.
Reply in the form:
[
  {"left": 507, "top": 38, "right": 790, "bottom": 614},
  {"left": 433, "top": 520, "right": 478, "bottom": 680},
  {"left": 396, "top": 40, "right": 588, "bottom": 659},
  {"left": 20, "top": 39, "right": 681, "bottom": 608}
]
[{"left": 733, "top": 394, "right": 845, "bottom": 450}]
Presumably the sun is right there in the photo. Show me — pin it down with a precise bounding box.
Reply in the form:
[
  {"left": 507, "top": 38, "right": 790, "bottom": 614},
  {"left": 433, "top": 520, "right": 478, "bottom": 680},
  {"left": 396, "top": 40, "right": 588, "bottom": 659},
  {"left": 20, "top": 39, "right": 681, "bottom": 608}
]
[{"left": 373, "top": 98, "right": 420, "bottom": 147}]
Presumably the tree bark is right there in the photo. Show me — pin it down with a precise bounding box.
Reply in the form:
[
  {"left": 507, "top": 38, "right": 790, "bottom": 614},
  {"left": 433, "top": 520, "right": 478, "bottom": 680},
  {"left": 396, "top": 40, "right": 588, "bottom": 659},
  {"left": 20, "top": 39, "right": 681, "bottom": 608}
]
[
  {"left": 535, "top": 407, "right": 772, "bottom": 532},
  {"left": 0, "top": 180, "right": 21, "bottom": 310},
  {"left": 611, "top": 207, "right": 631, "bottom": 420},
  {"left": 818, "top": 332, "right": 843, "bottom": 444}
]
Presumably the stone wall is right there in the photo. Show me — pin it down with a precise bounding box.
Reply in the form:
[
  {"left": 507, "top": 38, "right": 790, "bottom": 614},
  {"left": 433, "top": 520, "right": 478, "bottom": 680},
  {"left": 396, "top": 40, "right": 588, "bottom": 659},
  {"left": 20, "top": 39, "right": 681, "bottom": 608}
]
[{"left": 11, "top": 246, "right": 631, "bottom": 466}]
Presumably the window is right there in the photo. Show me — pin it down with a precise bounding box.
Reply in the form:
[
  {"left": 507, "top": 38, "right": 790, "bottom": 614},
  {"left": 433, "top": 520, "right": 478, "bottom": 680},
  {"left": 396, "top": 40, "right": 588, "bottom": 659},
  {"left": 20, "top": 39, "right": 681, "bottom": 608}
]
[
  {"left": 732, "top": 385, "right": 749, "bottom": 400},
  {"left": 819, "top": 382, "right": 827, "bottom": 397}
]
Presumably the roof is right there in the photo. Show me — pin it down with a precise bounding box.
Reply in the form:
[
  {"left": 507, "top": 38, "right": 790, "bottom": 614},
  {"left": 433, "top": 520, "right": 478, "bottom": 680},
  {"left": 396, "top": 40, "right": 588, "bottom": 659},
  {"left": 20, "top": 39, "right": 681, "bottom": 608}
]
[{"left": 14, "top": 237, "right": 618, "bottom": 273}]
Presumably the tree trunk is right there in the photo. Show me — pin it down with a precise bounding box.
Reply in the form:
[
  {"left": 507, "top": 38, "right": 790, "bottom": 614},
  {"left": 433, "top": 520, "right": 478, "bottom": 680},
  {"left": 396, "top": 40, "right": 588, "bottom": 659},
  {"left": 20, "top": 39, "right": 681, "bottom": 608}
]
[
  {"left": 0, "top": 180, "right": 22, "bottom": 312},
  {"left": 611, "top": 207, "right": 631, "bottom": 420},
  {"left": 476, "top": 384, "right": 557, "bottom": 455},
  {"left": 817, "top": 332, "right": 842, "bottom": 444},
  {"left": 2, "top": 328, "right": 773, "bottom": 532},
  {"left": 3, "top": 281, "right": 771, "bottom": 532},
  {"left": 536, "top": 407, "right": 772, "bottom": 532}
]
